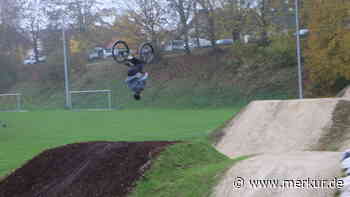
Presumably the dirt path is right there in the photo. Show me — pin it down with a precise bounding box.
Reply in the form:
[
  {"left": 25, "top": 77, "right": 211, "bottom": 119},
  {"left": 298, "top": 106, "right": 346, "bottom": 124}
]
[{"left": 212, "top": 152, "right": 342, "bottom": 197}]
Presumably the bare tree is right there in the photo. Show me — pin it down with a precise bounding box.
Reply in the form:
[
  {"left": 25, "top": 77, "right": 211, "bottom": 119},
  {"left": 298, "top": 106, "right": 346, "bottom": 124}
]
[
  {"left": 0, "top": 0, "right": 23, "bottom": 27},
  {"left": 195, "top": 0, "right": 217, "bottom": 48},
  {"left": 167, "top": 0, "right": 194, "bottom": 54},
  {"left": 22, "top": 0, "right": 47, "bottom": 62},
  {"left": 46, "top": 0, "right": 102, "bottom": 33},
  {"left": 127, "top": 0, "right": 168, "bottom": 56},
  {"left": 0, "top": 0, "right": 26, "bottom": 89},
  {"left": 252, "top": 0, "right": 282, "bottom": 45},
  {"left": 193, "top": 1, "right": 201, "bottom": 47},
  {"left": 217, "top": 0, "right": 253, "bottom": 42}
]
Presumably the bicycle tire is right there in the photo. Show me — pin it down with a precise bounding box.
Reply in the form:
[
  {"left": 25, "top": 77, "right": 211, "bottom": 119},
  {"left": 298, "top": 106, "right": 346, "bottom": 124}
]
[
  {"left": 112, "top": 40, "right": 130, "bottom": 64},
  {"left": 138, "top": 42, "right": 155, "bottom": 64}
]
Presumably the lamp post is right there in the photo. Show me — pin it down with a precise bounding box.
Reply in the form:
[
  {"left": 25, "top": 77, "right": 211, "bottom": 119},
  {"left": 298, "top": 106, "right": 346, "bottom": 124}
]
[
  {"left": 295, "top": 0, "right": 304, "bottom": 99},
  {"left": 62, "top": 14, "right": 71, "bottom": 109}
]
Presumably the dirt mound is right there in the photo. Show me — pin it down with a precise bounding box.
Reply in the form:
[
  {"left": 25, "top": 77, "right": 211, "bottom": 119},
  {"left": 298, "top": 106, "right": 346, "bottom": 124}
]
[
  {"left": 0, "top": 141, "right": 176, "bottom": 197},
  {"left": 215, "top": 98, "right": 350, "bottom": 158},
  {"left": 338, "top": 85, "right": 350, "bottom": 98},
  {"left": 212, "top": 151, "right": 342, "bottom": 197}
]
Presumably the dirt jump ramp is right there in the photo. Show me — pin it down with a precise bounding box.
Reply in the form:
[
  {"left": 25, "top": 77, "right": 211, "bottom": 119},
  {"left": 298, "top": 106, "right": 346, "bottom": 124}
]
[
  {"left": 213, "top": 98, "right": 350, "bottom": 197},
  {"left": 212, "top": 151, "right": 342, "bottom": 197},
  {"left": 0, "top": 141, "right": 175, "bottom": 197},
  {"left": 215, "top": 98, "right": 350, "bottom": 158}
]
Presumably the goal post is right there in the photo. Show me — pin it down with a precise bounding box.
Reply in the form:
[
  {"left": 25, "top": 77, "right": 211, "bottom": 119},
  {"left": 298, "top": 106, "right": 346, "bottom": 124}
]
[
  {"left": 0, "top": 93, "right": 22, "bottom": 112},
  {"left": 69, "top": 90, "right": 112, "bottom": 110}
]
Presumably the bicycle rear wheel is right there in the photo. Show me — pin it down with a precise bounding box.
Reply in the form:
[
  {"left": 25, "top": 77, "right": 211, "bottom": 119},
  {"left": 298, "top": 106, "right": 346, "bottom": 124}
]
[{"left": 112, "top": 40, "right": 130, "bottom": 63}]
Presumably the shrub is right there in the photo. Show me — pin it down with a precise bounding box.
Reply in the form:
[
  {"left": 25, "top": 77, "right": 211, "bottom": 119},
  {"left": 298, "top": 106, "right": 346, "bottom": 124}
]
[{"left": 262, "top": 34, "right": 297, "bottom": 68}]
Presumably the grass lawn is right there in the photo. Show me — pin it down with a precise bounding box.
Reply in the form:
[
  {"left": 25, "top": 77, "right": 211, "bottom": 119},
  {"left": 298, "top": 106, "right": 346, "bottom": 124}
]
[{"left": 0, "top": 108, "right": 238, "bottom": 177}]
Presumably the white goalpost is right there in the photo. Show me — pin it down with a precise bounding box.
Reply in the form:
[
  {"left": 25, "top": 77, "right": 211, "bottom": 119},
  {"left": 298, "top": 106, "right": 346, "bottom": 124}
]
[
  {"left": 69, "top": 90, "right": 112, "bottom": 110},
  {"left": 0, "top": 93, "right": 22, "bottom": 112}
]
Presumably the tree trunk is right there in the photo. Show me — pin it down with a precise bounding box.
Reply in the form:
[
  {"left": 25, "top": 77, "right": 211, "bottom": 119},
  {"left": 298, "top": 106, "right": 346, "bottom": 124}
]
[
  {"left": 194, "top": 2, "right": 200, "bottom": 48},
  {"left": 232, "top": 30, "right": 240, "bottom": 41},
  {"left": 184, "top": 28, "right": 191, "bottom": 55}
]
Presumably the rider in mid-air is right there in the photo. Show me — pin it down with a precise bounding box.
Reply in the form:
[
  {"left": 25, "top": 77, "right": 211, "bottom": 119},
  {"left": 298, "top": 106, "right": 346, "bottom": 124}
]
[{"left": 124, "top": 55, "right": 149, "bottom": 100}]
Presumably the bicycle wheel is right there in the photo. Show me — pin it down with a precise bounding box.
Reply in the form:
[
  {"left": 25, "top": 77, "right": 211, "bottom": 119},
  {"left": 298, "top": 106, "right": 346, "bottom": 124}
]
[
  {"left": 138, "top": 42, "right": 155, "bottom": 64},
  {"left": 112, "top": 40, "right": 130, "bottom": 63}
]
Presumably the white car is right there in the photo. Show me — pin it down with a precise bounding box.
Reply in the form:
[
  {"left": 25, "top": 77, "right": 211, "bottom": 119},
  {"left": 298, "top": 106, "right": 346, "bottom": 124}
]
[
  {"left": 103, "top": 48, "right": 113, "bottom": 58},
  {"left": 297, "top": 29, "right": 309, "bottom": 36},
  {"left": 23, "top": 58, "right": 36, "bottom": 65},
  {"left": 38, "top": 56, "right": 46, "bottom": 63},
  {"left": 216, "top": 39, "right": 234, "bottom": 45}
]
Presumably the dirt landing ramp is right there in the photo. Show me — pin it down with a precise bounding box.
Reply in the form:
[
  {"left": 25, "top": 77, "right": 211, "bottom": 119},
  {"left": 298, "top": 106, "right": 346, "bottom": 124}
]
[
  {"left": 338, "top": 85, "right": 350, "bottom": 98},
  {"left": 0, "top": 141, "right": 175, "bottom": 197},
  {"left": 215, "top": 98, "right": 350, "bottom": 158},
  {"left": 212, "top": 152, "right": 342, "bottom": 197}
]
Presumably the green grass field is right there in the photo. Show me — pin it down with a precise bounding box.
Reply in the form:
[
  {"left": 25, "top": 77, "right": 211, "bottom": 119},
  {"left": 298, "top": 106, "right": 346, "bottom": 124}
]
[{"left": 0, "top": 108, "right": 238, "bottom": 177}]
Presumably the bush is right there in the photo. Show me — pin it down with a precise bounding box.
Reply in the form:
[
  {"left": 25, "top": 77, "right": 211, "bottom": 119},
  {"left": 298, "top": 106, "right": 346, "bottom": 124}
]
[
  {"left": 262, "top": 35, "right": 297, "bottom": 68},
  {"left": 0, "top": 54, "right": 18, "bottom": 90},
  {"left": 44, "top": 50, "right": 65, "bottom": 82},
  {"left": 70, "top": 52, "right": 88, "bottom": 75},
  {"left": 230, "top": 35, "right": 297, "bottom": 69}
]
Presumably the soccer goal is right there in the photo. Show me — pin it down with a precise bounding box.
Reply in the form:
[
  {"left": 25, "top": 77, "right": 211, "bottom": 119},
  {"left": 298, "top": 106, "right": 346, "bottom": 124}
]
[
  {"left": 0, "top": 93, "right": 22, "bottom": 112},
  {"left": 70, "top": 90, "right": 112, "bottom": 110}
]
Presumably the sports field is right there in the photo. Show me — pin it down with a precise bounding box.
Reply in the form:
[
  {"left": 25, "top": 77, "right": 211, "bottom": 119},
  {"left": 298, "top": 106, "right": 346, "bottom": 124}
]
[{"left": 0, "top": 108, "right": 238, "bottom": 177}]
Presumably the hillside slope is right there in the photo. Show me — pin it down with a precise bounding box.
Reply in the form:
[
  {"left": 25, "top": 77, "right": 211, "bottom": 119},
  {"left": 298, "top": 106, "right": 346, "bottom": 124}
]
[{"left": 9, "top": 49, "right": 298, "bottom": 109}]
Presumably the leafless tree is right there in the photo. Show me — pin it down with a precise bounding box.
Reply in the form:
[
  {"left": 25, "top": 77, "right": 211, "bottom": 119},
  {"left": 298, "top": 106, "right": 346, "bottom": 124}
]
[
  {"left": 127, "top": 0, "right": 168, "bottom": 55},
  {"left": 22, "top": 0, "right": 47, "bottom": 62},
  {"left": 217, "top": 0, "right": 253, "bottom": 42},
  {"left": 195, "top": 0, "right": 217, "bottom": 48},
  {"left": 167, "top": 0, "right": 194, "bottom": 54}
]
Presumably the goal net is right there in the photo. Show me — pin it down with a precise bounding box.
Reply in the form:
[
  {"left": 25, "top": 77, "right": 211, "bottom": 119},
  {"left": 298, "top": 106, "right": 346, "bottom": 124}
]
[
  {"left": 0, "top": 93, "right": 22, "bottom": 112},
  {"left": 70, "top": 90, "right": 112, "bottom": 110}
]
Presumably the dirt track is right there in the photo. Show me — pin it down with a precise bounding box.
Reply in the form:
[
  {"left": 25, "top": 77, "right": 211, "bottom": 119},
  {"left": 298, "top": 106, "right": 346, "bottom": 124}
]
[
  {"left": 212, "top": 152, "right": 342, "bottom": 197},
  {"left": 215, "top": 98, "right": 350, "bottom": 158},
  {"left": 213, "top": 98, "right": 350, "bottom": 197},
  {"left": 0, "top": 141, "right": 176, "bottom": 197}
]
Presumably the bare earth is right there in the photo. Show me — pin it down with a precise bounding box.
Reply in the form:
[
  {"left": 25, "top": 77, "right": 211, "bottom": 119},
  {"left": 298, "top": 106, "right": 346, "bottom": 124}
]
[
  {"left": 213, "top": 98, "right": 350, "bottom": 197},
  {"left": 215, "top": 98, "right": 350, "bottom": 158},
  {"left": 212, "top": 152, "right": 342, "bottom": 197}
]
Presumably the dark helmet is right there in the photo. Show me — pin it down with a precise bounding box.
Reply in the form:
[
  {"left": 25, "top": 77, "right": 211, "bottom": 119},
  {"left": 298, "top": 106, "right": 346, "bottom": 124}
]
[{"left": 134, "top": 93, "right": 141, "bottom": 100}]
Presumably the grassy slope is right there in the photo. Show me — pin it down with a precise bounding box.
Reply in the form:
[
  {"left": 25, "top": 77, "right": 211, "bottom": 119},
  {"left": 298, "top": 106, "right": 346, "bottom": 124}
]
[
  {"left": 8, "top": 48, "right": 297, "bottom": 110},
  {"left": 0, "top": 108, "right": 238, "bottom": 177},
  {"left": 131, "top": 141, "right": 248, "bottom": 197}
]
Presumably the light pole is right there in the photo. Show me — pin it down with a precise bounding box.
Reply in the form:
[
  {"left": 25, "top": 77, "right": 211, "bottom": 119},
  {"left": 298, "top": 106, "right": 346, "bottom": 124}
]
[
  {"left": 62, "top": 14, "right": 71, "bottom": 109},
  {"left": 295, "top": 0, "right": 304, "bottom": 99}
]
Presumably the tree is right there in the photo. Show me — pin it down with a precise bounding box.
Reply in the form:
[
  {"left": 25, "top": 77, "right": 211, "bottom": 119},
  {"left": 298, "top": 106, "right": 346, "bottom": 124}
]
[
  {"left": 305, "top": 0, "right": 350, "bottom": 92},
  {"left": 217, "top": 0, "right": 253, "bottom": 42},
  {"left": 0, "top": 0, "right": 26, "bottom": 90},
  {"left": 126, "top": 0, "right": 168, "bottom": 56},
  {"left": 167, "top": 0, "right": 194, "bottom": 54},
  {"left": 22, "top": 0, "right": 47, "bottom": 62},
  {"left": 195, "top": 0, "right": 217, "bottom": 48},
  {"left": 113, "top": 12, "right": 146, "bottom": 51}
]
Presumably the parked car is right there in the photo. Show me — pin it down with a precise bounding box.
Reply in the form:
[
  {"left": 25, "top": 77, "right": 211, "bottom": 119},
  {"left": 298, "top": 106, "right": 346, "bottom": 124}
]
[
  {"left": 103, "top": 48, "right": 113, "bottom": 58},
  {"left": 88, "top": 47, "right": 104, "bottom": 61},
  {"left": 23, "top": 56, "right": 46, "bottom": 64},
  {"left": 38, "top": 56, "right": 46, "bottom": 63},
  {"left": 23, "top": 57, "right": 36, "bottom": 65},
  {"left": 215, "top": 39, "right": 234, "bottom": 45},
  {"left": 294, "top": 29, "right": 309, "bottom": 36},
  {"left": 189, "top": 38, "right": 212, "bottom": 48}
]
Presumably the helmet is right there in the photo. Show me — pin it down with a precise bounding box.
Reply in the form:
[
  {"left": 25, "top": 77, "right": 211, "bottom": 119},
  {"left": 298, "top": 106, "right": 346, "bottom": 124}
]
[{"left": 134, "top": 93, "right": 141, "bottom": 100}]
